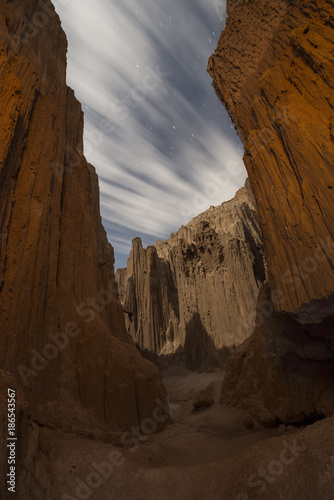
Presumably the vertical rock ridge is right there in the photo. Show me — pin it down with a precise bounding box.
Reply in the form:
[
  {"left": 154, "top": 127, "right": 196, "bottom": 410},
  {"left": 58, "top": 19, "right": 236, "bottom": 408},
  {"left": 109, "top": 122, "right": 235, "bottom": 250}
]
[
  {"left": 208, "top": 0, "right": 334, "bottom": 320},
  {"left": 0, "top": 0, "right": 167, "bottom": 464},
  {"left": 208, "top": 0, "right": 334, "bottom": 424},
  {"left": 116, "top": 181, "right": 267, "bottom": 370}
]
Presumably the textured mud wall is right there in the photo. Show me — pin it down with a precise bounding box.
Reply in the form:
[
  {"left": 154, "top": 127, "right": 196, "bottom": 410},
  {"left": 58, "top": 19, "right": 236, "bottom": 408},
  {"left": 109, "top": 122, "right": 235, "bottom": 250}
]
[
  {"left": 208, "top": 0, "right": 334, "bottom": 320},
  {"left": 0, "top": 0, "right": 166, "bottom": 443},
  {"left": 208, "top": 0, "right": 334, "bottom": 424},
  {"left": 117, "top": 182, "right": 266, "bottom": 370}
]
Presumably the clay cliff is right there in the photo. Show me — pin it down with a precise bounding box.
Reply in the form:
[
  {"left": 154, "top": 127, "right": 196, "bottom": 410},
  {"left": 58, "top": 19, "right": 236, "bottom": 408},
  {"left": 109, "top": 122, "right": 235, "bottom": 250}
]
[
  {"left": 0, "top": 0, "right": 333, "bottom": 498},
  {"left": 208, "top": 0, "right": 334, "bottom": 320},
  {"left": 116, "top": 180, "right": 266, "bottom": 370},
  {"left": 208, "top": 0, "right": 334, "bottom": 424},
  {"left": 0, "top": 1, "right": 167, "bottom": 496}
]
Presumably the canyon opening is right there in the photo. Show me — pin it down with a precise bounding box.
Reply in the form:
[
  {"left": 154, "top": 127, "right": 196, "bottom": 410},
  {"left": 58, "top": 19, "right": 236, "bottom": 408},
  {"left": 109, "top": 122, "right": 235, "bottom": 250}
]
[{"left": 0, "top": 1, "right": 333, "bottom": 499}]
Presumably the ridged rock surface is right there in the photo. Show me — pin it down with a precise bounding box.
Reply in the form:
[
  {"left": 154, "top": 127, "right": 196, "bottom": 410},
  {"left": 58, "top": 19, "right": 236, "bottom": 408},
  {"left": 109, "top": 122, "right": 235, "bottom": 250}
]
[
  {"left": 208, "top": 0, "right": 334, "bottom": 424},
  {"left": 208, "top": 0, "right": 334, "bottom": 321},
  {"left": 0, "top": 2, "right": 166, "bottom": 493},
  {"left": 221, "top": 283, "right": 334, "bottom": 425},
  {"left": 116, "top": 181, "right": 266, "bottom": 370}
]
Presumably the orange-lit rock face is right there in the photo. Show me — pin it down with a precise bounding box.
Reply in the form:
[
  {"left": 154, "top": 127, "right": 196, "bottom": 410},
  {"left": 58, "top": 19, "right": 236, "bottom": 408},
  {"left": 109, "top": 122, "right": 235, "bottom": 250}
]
[
  {"left": 0, "top": 0, "right": 166, "bottom": 434},
  {"left": 208, "top": 0, "right": 334, "bottom": 425},
  {"left": 208, "top": 0, "right": 334, "bottom": 320}
]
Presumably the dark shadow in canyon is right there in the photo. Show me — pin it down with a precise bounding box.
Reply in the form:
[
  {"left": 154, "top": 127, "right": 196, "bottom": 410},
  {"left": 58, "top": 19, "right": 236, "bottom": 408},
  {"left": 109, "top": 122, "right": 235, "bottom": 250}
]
[{"left": 138, "top": 312, "right": 232, "bottom": 373}]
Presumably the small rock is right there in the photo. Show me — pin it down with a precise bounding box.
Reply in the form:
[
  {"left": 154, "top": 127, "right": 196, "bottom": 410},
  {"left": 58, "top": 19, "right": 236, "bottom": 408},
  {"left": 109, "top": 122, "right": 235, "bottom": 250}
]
[
  {"left": 243, "top": 414, "right": 255, "bottom": 429},
  {"left": 277, "top": 424, "right": 287, "bottom": 435},
  {"left": 193, "top": 381, "right": 215, "bottom": 409}
]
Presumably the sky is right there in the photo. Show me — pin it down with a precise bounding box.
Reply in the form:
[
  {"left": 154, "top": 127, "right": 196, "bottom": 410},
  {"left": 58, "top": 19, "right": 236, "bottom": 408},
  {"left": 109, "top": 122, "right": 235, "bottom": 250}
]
[{"left": 54, "top": 0, "right": 246, "bottom": 268}]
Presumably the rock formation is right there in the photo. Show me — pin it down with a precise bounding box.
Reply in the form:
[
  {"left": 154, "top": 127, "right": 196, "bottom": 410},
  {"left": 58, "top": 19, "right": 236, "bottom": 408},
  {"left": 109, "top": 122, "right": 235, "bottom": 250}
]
[
  {"left": 1, "top": 0, "right": 333, "bottom": 497},
  {"left": 0, "top": 1, "right": 167, "bottom": 496},
  {"left": 208, "top": 0, "right": 334, "bottom": 424},
  {"left": 116, "top": 180, "right": 266, "bottom": 370},
  {"left": 208, "top": 0, "right": 334, "bottom": 320}
]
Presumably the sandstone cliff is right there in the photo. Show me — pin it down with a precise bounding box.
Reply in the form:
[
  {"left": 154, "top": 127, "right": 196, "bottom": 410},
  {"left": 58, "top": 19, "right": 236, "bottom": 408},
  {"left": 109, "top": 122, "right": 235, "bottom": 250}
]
[
  {"left": 116, "top": 181, "right": 266, "bottom": 370},
  {"left": 208, "top": 0, "right": 334, "bottom": 424},
  {"left": 0, "top": 0, "right": 333, "bottom": 498},
  {"left": 208, "top": 0, "right": 334, "bottom": 321},
  {"left": 0, "top": 2, "right": 167, "bottom": 496}
]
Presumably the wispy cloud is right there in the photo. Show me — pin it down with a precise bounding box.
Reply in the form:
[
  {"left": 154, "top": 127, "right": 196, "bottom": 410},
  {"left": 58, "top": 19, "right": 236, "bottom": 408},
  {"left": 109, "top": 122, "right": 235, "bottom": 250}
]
[{"left": 55, "top": 0, "right": 246, "bottom": 267}]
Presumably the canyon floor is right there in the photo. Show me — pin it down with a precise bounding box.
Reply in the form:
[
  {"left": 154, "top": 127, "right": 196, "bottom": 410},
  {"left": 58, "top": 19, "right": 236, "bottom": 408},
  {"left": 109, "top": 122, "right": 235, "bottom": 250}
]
[
  {"left": 30, "top": 368, "right": 334, "bottom": 500},
  {"left": 159, "top": 367, "right": 278, "bottom": 466},
  {"left": 48, "top": 369, "right": 310, "bottom": 500}
]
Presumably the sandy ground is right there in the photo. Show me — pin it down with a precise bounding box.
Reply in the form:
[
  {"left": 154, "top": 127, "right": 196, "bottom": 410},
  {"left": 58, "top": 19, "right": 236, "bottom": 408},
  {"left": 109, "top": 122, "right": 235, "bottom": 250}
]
[
  {"left": 134, "top": 367, "right": 278, "bottom": 467},
  {"left": 39, "top": 367, "right": 334, "bottom": 500}
]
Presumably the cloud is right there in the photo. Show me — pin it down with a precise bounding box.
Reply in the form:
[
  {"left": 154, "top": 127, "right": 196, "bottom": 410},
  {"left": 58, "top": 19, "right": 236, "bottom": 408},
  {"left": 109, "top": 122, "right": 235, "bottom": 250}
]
[{"left": 55, "top": 0, "right": 246, "bottom": 268}]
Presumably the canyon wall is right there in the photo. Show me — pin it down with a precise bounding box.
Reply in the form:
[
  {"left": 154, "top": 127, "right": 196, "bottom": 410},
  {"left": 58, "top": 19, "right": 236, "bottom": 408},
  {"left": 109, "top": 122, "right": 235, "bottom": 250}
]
[
  {"left": 0, "top": 0, "right": 167, "bottom": 461},
  {"left": 116, "top": 181, "right": 266, "bottom": 371},
  {"left": 208, "top": 0, "right": 334, "bottom": 423},
  {"left": 208, "top": 0, "right": 334, "bottom": 320}
]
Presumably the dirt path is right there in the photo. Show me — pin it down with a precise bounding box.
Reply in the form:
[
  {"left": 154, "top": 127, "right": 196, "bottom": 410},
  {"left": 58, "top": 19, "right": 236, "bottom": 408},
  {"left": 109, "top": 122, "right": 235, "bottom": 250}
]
[
  {"left": 47, "top": 367, "right": 332, "bottom": 500},
  {"left": 126, "top": 367, "right": 278, "bottom": 469}
]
